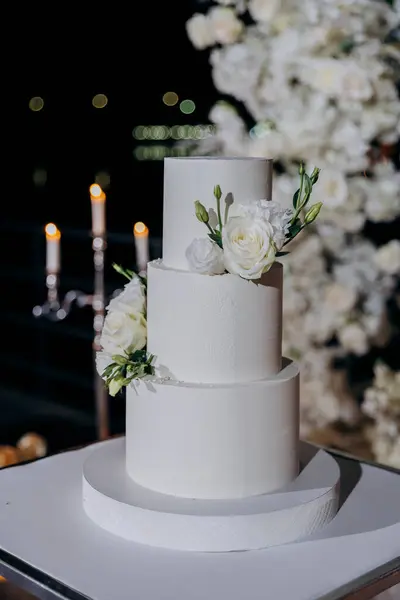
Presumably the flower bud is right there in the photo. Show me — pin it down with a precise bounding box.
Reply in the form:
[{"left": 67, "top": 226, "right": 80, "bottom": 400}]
[
  {"left": 213, "top": 184, "right": 222, "bottom": 200},
  {"left": 194, "top": 200, "right": 209, "bottom": 223},
  {"left": 298, "top": 163, "right": 305, "bottom": 175},
  {"left": 310, "top": 167, "right": 321, "bottom": 185},
  {"left": 304, "top": 202, "right": 323, "bottom": 225}
]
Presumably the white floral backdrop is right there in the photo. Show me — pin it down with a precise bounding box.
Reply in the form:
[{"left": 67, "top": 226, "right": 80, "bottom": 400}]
[{"left": 185, "top": 0, "right": 400, "bottom": 467}]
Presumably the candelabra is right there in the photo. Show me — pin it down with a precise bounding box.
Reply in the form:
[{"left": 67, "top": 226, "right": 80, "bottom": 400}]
[{"left": 33, "top": 234, "right": 109, "bottom": 441}]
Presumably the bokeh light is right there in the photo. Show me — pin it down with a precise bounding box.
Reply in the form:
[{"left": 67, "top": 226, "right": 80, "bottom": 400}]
[
  {"left": 92, "top": 94, "right": 108, "bottom": 109},
  {"left": 95, "top": 171, "right": 111, "bottom": 190},
  {"left": 179, "top": 99, "right": 196, "bottom": 114},
  {"left": 33, "top": 168, "right": 47, "bottom": 186},
  {"left": 132, "top": 124, "right": 215, "bottom": 141},
  {"left": 29, "top": 97, "right": 44, "bottom": 112},
  {"left": 163, "top": 92, "right": 179, "bottom": 106}
]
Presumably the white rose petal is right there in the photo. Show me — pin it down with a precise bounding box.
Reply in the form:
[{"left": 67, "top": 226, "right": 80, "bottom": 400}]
[
  {"left": 96, "top": 350, "right": 113, "bottom": 378},
  {"left": 222, "top": 215, "right": 276, "bottom": 279},
  {"left": 338, "top": 323, "right": 369, "bottom": 356},
  {"left": 374, "top": 240, "right": 400, "bottom": 275},
  {"left": 248, "top": 0, "right": 281, "bottom": 23},
  {"left": 324, "top": 283, "right": 358, "bottom": 313},
  {"left": 107, "top": 277, "right": 145, "bottom": 315},
  {"left": 241, "top": 199, "right": 293, "bottom": 250},
  {"left": 100, "top": 310, "right": 146, "bottom": 355},
  {"left": 186, "top": 13, "right": 215, "bottom": 50},
  {"left": 209, "top": 6, "right": 243, "bottom": 45},
  {"left": 186, "top": 238, "right": 226, "bottom": 275}
]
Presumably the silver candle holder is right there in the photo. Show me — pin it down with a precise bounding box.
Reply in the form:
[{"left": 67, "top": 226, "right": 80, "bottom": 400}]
[{"left": 33, "top": 234, "right": 109, "bottom": 441}]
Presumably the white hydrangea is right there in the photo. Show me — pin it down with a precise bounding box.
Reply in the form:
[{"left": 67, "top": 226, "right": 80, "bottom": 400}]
[{"left": 186, "top": 0, "right": 400, "bottom": 463}]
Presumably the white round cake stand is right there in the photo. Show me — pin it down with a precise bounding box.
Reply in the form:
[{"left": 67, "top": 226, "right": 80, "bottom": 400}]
[{"left": 82, "top": 438, "right": 340, "bottom": 552}]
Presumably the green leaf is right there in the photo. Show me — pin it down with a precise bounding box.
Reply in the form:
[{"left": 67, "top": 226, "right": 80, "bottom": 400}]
[
  {"left": 276, "top": 251, "right": 290, "bottom": 257},
  {"left": 288, "top": 219, "right": 302, "bottom": 237},
  {"left": 292, "top": 189, "right": 300, "bottom": 209},
  {"left": 303, "top": 174, "right": 312, "bottom": 198}
]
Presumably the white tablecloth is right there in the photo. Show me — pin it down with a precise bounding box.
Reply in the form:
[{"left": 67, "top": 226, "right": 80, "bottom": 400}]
[{"left": 0, "top": 439, "right": 399, "bottom": 600}]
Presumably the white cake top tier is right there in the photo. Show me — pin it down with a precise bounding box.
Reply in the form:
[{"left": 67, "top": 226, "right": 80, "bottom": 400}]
[{"left": 162, "top": 157, "right": 273, "bottom": 270}]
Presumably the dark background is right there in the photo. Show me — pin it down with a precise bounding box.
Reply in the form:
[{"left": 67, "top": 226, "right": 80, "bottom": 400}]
[{"left": 1, "top": 3, "right": 219, "bottom": 453}]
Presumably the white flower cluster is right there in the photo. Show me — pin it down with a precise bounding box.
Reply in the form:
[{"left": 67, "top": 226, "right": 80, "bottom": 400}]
[
  {"left": 362, "top": 362, "right": 400, "bottom": 468},
  {"left": 185, "top": 0, "right": 400, "bottom": 461},
  {"left": 96, "top": 276, "right": 147, "bottom": 396},
  {"left": 186, "top": 198, "right": 294, "bottom": 279}
]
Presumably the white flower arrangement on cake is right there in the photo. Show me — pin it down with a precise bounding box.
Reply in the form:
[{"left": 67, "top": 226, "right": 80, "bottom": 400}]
[
  {"left": 186, "top": 164, "right": 322, "bottom": 279},
  {"left": 96, "top": 265, "right": 155, "bottom": 397},
  {"left": 96, "top": 165, "right": 322, "bottom": 396}
]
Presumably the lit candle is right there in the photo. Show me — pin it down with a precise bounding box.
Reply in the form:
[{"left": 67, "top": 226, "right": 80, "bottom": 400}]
[
  {"left": 45, "top": 223, "right": 61, "bottom": 273},
  {"left": 90, "top": 183, "right": 106, "bottom": 236},
  {"left": 133, "top": 221, "right": 149, "bottom": 272}
]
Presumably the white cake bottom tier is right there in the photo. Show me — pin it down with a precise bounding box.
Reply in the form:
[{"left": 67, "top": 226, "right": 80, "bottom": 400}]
[
  {"left": 147, "top": 260, "right": 283, "bottom": 385},
  {"left": 83, "top": 438, "right": 340, "bottom": 552},
  {"left": 126, "top": 359, "right": 299, "bottom": 500}
]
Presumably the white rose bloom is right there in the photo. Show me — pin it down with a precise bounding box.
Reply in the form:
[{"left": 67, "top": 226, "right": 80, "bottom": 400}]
[
  {"left": 106, "top": 277, "right": 145, "bottom": 315},
  {"left": 186, "top": 13, "right": 215, "bottom": 50},
  {"left": 248, "top": 0, "right": 282, "bottom": 23},
  {"left": 311, "top": 168, "right": 348, "bottom": 209},
  {"left": 241, "top": 199, "right": 293, "bottom": 250},
  {"left": 209, "top": 7, "right": 243, "bottom": 45},
  {"left": 185, "top": 238, "right": 226, "bottom": 275},
  {"left": 298, "top": 59, "right": 373, "bottom": 101},
  {"left": 338, "top": 323, "right": 369, "bottom": 356},
  {"left": 374, "top": 240, "right": 400, "bottom": 275},
  {"left": 222, "top": 215, "right": 276, "bottom": 279},
  {"left": 100, "top": 310, "right": 147, "bottom": 356},
  {"left": 324, "top": 283, "right": 358, "bottom": 313}
]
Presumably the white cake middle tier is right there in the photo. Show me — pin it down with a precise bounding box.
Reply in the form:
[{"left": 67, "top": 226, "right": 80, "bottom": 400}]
[{"left": 147, "top": 260, "right": 283, "bottom": 384}]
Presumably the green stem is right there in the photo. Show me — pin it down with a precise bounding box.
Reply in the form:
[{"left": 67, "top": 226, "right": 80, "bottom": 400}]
[
  {"left": 205, "top": 221, "right": 215, "bottom": 235},
  {"left": 282, "top": 224, "right": 307, "bottom": 247},
  {"left": 291, "top": 170, "right": 304, "bottom": 225}
]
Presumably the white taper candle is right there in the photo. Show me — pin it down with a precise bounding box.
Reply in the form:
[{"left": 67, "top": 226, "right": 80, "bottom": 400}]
[{"left": 45, "top": 223, "right": 61, "bottom": 273}]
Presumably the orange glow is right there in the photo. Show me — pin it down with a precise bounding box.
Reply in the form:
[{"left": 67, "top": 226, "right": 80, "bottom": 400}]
[
  {"left": 45, "top": 223, "right": 61, "bottom": 240},
  {"left": 133, "top": 221, "right": 149, "bottom": 237},
  {"left": 0, "top": 576, "right": 5, "bottom": 582},
  {"left": 90, "top": 183, "right": 106, "bottom": 203}
]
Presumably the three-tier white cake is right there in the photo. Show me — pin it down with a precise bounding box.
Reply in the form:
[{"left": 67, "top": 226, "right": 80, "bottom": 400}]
[
  {"left": 126, "top": 157, "right": 299, "bottom": 499},
  {"left": 83, "top": 157, "right": 340, "bottom": 552}
]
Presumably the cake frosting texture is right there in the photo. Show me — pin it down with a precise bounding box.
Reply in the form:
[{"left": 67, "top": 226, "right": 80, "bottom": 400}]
[
  {"left": 126, "top": 361, "right": 299, "bottom": 499},
  {"left": 147, "top": 260, "right": 282, "bottom": 383},
  {"left": 125, "top": 157, "right": 299, "bottom": 501}
]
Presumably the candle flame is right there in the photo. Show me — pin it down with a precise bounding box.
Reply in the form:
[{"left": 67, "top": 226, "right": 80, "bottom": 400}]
[
  {"left": 134, "top": 221, "right": 149, "bottom": 237},
  {"left": 45, "top": 223, "right": 61, "bottom": 240},
  {"left": 90, "top": 183, "right": 106, "bottom": 202}
]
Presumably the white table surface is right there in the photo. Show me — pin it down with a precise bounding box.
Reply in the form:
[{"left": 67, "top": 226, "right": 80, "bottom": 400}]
[{"left": 0, "top": 438, "right": 399, "bottom": 600}]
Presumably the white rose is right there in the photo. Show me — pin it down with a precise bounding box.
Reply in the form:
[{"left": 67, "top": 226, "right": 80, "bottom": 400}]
[
  {"left": 338, "top": 323, "right": 368, "bottom": 356},
  {"left": 222, "top": 215, "right": 276, "bottom": 279},
  {"left": 186, "top": 13, "right": 215, "bottom": 50},
  {"left": 374, "top": 240, "right": 400, "bottom": 275},
  {"left": 209, "top": 6, "right": 243, "bottom": 45},
  {"left": 106, "top": 277, "right": 145, "bottom": 315},
  {"left": 311, "top": 168, "right": 348, "bottom": 209},
  {"left": 248, "top": 0, "right": 281, "bottom": 23},
  {"left": 186, "top": 238, "right": 226, "bottom": 275},
  {"left": 241, "top": 200, "right": 293, "bottom": 250},
  {"left": 324, "top": 283, "right": 358, "bottom": 313},
  {"left": 100, "top": 310, "right": 147, "bottom": 356}
]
